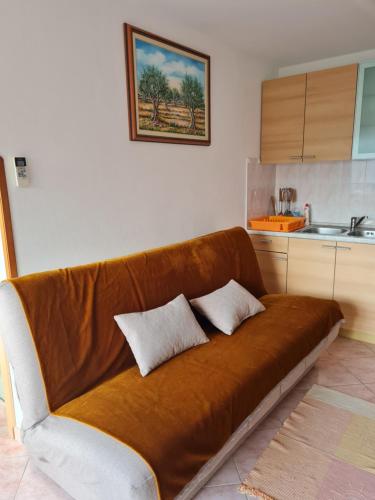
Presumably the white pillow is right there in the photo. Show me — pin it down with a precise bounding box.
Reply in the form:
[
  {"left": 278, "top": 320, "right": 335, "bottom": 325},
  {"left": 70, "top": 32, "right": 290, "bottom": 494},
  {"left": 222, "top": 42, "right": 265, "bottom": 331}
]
[
  {"left": 190, "top": 279, "right": 265, "bottom": 335},
  {"left": 114, "top": 294, "right": 209, "bottom": 376}
]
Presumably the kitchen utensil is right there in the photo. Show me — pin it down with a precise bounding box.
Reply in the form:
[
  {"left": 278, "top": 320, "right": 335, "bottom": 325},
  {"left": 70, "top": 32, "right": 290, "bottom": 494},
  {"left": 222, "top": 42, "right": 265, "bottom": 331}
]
[{"left": 271, "top": 195, "right": 277, "bottom": 215}]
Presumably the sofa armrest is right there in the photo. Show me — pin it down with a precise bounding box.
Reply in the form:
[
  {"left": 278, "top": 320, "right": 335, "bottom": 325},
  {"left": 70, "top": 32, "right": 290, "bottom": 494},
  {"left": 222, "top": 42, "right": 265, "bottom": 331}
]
[
  {"left": 24, "top": 414, "right": 158, "bottom": 500},
  {"left": 0, "top": 281, "right": 49, "bottom": 430}
]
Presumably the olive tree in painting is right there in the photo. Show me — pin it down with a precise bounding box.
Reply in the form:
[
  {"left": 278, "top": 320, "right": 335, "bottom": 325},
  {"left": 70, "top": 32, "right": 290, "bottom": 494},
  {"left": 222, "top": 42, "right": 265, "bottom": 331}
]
[
  {"left": 163, "top": 88, "right": 174, "bottom": 112},
  {"left": 138, "top": 65, "right": 169, "bottom": 125},
  {"left": 181, "top": 75, "right": 204, "bottom": 131},
  {"left": 170, "top": 88, "right": 180, "bottom": 106}
]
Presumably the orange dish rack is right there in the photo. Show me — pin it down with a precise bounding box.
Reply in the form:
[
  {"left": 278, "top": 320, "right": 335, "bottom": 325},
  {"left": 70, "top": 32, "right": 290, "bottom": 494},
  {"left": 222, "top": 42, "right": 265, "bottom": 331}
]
[{"left": 249, "top": 216, "right": 305, "bottom": 233}]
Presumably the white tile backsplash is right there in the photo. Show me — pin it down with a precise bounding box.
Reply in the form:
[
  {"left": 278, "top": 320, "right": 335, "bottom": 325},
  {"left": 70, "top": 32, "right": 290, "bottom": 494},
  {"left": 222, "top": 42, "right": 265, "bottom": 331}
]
[
  {"left": 365, "top": 160, "right": 375, "bottom": 184},
  {"left": 247, "top": 162, "right": 276, "bottom": 221},
  {"left": 275, "top": 160, "right": 375, "bottom": 224}
]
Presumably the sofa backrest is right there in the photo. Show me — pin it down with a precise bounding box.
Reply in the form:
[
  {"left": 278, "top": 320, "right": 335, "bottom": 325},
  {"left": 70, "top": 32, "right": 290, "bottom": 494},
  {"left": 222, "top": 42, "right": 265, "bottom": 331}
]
[{"left": 3, "top": 227, "right": 265, "bottom": 416}]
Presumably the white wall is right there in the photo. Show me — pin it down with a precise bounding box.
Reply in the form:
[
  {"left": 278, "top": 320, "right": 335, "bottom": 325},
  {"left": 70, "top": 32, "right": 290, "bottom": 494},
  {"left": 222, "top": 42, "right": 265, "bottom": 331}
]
[
  {"left": 279, "top": 48, "right": 375, "bottom": 76},
  {"left": 0, "top": 0, "right": 275, "bottom": 275}
]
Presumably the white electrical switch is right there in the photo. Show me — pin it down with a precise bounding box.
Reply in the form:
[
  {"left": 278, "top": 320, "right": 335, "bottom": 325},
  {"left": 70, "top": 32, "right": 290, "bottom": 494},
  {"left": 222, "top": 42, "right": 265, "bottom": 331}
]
[{"left": 14, "top": 157, "right": 29, "bottom": 187}]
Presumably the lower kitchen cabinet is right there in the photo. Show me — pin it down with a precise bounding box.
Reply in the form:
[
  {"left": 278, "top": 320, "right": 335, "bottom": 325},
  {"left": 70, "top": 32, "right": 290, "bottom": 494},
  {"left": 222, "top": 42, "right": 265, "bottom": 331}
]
[
  {"left": 287, "top": 238, "right": 336, "bottom": 299},
  {"left": 255, "top": 250, "right": 287, "bottom": 294},
  {"left": 334, "top": 242, "right": 375, "bottom": 336},
  {"left": 251, "top": 232, "right": 375, "bottom": 340}
]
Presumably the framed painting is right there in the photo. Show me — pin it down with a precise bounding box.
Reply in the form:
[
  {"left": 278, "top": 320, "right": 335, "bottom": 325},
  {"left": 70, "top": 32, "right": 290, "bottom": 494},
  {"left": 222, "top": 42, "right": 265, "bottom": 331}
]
[{"left": 124, "top": 23, "right": 211, "bottom": 145}]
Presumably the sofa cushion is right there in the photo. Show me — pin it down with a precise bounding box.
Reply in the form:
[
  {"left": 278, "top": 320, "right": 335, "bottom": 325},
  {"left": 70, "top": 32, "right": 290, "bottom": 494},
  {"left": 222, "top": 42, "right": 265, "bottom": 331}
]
[
  {"left": 55, "top": 294, "right": 343, "bottom": 500},
  {"left": 190, "top": 279, "right": 265, "bottom": 334},
  {"left": 114, "top": 294, "right": 209, "bottom": 376},
  {"left": 9, "top": 227, "right": 265, "bottom": 410}
]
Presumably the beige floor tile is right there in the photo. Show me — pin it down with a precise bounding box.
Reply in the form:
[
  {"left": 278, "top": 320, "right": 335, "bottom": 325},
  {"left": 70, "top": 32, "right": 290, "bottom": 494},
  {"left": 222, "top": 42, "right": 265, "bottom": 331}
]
[
  {"left": 327, "top": 337, "right": 375, "bottom": 360},
  {"left": 205, "top": 458, "right": 241, "bottom": 487},
  {"left": 367, "top": 343, "right": 375, "bottom": 354},
  {"left": 15, "top": 461, "right": 72, "bottom": 500},
  {"left": 364, "top": 383, "right": 375, "bottom": 396},
  {"left": 193, "top": 483, "right": 243, "bottom": 499},
  {"left": 297, "top": 358, "right": 360, "bottom": 388},
  {"left": 317, "top": 349, "right": 332, "bottom": 361},
  {"left": 0, "top": 432, "right": 27, "bottom": 458},
  {"left": 327, "top": 383, "right": 375, "bottom": 402},
  {"left": 342, "top": 356, "right": 375, "bottom": 384},
  {"left": 0, "top": 456, "right": 28, "bottom": 500}
]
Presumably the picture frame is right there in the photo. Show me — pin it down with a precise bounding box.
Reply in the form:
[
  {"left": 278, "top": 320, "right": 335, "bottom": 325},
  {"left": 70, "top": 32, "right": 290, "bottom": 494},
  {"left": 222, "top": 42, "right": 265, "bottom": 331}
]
[{"left": 124, "top": 23, "right": 211, "bottom": 146}]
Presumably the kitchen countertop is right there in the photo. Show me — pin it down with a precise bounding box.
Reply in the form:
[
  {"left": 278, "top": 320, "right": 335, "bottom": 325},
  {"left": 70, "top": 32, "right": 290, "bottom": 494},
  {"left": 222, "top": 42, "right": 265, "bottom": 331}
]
[{"left": 247, "top": 224, "right": 375, "bottom": 245}]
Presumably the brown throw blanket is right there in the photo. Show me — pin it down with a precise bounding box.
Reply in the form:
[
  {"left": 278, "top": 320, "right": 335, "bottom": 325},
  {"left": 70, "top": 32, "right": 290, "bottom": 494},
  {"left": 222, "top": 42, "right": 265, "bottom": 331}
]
[{"left": 9, "top": 227, "right": 343, "bottom": 498}]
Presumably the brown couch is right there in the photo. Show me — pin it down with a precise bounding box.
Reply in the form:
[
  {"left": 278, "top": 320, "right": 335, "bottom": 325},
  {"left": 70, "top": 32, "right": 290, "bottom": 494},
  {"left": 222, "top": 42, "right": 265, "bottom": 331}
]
[{"left": 0, "top": 227, "right": 343, "bottom": 500}]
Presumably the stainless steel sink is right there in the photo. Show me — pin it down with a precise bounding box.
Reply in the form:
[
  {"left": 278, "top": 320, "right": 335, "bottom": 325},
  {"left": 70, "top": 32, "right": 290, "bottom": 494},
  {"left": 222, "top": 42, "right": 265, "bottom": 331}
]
[
  {"left": 300, "top": 226, "right": 348, "bottom": 235},
  {"left": 299, "top": 225, "right": 375, "bottom": 239},
  {"left": 348, "top": 228, "right": 375, "bottom": 238}
]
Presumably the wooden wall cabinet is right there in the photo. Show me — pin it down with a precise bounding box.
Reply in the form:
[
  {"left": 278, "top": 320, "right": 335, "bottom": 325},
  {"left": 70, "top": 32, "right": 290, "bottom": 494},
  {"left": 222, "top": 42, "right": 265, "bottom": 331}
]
[
  {"left": 287, "top": 238, "right": 336, "bottom": 299},
  {"left": 334, "top": 242, "right": 375, "bottom": 336},
  {"left": 261, "top": 74, "right": 306, "bottom": 164},
  {"left": 303, "top": 64, "right": 358, "bottom": 162},
  {"left": 260, "top": 64, "right": 358, "bottom": 164}
]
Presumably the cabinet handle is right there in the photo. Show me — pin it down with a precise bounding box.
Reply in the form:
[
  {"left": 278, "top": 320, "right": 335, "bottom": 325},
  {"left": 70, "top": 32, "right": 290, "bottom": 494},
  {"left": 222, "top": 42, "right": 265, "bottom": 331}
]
[
  {"left": 272, "top": 256, "right": 287, "bottom": 261},
  {"left": 337, "top": 246, "right": 351, "bottom": 251},
  {"left": 321, "top": 244, "right": 336, "bottom": 249},
  {"left": 259, "top": 239, "right": 272, "bottom": 243},
  {"left": 289, "top": 155, "right": 303, "bottom": 159},
  {"left": 302, "top": 155, "right": 316, "bottom": 159}
]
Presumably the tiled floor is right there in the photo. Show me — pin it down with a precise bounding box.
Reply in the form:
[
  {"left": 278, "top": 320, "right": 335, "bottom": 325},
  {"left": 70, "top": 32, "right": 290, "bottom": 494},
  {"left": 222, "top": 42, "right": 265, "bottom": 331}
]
[{"left": 1, "top": 336, "right": 375, "bottom": 500}]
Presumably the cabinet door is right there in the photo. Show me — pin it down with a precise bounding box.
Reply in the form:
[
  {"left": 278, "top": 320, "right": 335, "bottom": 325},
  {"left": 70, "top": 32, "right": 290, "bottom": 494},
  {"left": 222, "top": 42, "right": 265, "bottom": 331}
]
[
  {"left": 260, "top": 74, "right": 306, "bottom": 164},
  {"left": 334, "top": 242, "right": 375, "bottom": 336},
  {"left": 255, "top": 250, "right": 287, "bottom": 294},
  {"left": 303, "top": 64, "right": 358, "bottom": 162},
  {"left": 352, "top": 62, "right": 375, "bottom": 159},
  {"left": 287, "top": 239, "right": 336, "bottom": 299}
]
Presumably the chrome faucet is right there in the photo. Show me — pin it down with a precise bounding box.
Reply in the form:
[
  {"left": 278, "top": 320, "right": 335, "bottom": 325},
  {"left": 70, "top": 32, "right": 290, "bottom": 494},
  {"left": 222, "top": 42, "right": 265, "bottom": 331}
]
[{"left": 350, "top": 216, "right": 367, "bottom": 231}]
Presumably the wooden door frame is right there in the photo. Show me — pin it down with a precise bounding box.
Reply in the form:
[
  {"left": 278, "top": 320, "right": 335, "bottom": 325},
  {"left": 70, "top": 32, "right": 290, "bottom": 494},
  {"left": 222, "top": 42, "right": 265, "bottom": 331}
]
[{"left": 0, "top": 156, "right": 18, "bottom": 438}]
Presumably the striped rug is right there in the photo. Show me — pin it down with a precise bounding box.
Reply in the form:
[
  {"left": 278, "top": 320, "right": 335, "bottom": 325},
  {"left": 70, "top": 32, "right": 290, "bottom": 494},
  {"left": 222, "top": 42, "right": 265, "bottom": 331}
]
[{"left": 240, "top": 385, "right": 375, "bottom": 499}]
